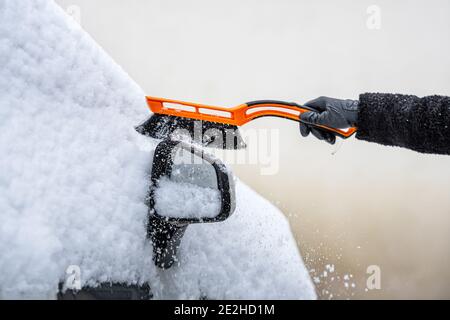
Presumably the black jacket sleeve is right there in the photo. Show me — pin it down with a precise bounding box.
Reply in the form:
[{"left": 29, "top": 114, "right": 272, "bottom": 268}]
[{"left": 356, "top": 93, "right": 450, "bottom": 155}]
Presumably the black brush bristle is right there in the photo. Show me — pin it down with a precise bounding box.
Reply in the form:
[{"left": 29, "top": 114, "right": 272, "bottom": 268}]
[{"left": 136, "top": 114, "right": 246, "bottom": 150}]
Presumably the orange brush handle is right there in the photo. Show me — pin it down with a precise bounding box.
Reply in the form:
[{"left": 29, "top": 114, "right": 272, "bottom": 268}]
[{"left": 146, "top": 96, "right": 357, "bottom": 138}]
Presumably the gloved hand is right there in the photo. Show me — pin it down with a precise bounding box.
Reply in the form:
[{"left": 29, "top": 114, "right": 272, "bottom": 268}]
[{"left": 299, "top": 96, "right": 359, "bottom": 145}]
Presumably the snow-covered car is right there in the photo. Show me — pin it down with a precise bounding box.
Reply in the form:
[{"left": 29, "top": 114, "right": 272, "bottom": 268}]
[{"left": 0, "top": 0, "right": 316, "bottom": 300}]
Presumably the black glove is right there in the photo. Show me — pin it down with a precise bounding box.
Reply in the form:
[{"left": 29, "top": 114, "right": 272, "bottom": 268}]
[{"left": 299, "top": 96, "right": 359, "bottom": 145}]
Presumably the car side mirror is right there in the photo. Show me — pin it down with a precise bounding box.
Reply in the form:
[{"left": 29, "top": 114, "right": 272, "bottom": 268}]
[{"left": 147, "top": 140, "right": 236, "bottom": 268}]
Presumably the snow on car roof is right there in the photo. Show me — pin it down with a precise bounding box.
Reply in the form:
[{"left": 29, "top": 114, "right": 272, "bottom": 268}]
[{"left": 0, "top": 0, "right": 315, "bottom": 299}]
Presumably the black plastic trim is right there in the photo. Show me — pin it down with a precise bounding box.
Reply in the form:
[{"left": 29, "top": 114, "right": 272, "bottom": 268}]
[
  {"left": 148, "top": 140, "right": 235, "bottom": 225},
  {"left": 147, "top": 140, "right": 236, "bottom": 268},
  {"left": 245, "top": 100, "right": 302, "bottom": 107},
  {"left": 57, "top": 282, "right": 152, "bottom": 300}
]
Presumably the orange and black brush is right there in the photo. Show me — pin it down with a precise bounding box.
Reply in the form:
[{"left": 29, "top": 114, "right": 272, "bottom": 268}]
[{"left": 137, "top": 96, "right": 357, "bottom": 149}]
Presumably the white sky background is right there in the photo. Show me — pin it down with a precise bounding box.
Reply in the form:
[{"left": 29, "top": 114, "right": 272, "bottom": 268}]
[{"left": 55, "top": 0, "right": 450, "bottom": 299}]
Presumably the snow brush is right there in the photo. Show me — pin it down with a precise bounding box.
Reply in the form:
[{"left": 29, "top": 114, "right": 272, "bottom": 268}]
[{"left": 136, "top": 96, "right": 357, "bottom": 149}]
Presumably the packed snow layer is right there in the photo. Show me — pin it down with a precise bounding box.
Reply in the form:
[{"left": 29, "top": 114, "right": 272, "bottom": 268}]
[
  {"left": 155, "top": 178, "right": 221, "bottom": 219},
  {"left": 0, "top": 0, "right": 315, "bottom": 299}
]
